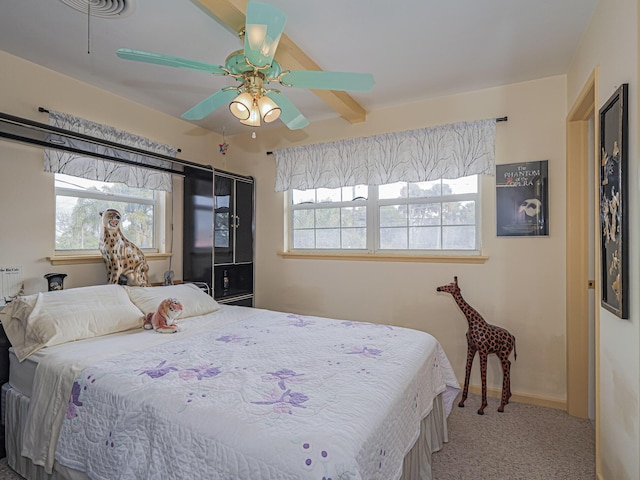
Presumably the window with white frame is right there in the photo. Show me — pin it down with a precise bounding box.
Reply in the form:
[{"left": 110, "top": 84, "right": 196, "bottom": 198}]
[
  {"left": 289, "top": 175, "right": 479, "bottom": 253},
  {"left": 54, "top": 173, "right": 162, "bottom": 252}
]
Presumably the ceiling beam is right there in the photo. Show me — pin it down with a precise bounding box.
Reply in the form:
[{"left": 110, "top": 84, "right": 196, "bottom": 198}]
[{"left": 194, "top": 0, "right": 367, "bottom": 124}]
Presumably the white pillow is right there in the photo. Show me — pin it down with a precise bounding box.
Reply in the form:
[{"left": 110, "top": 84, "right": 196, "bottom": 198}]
[
  {"left": 1, "top": 285, "right": 144, "bottom": 361},
  {"left": 124, "top": 283, "right": 220, "bottom": 319},
  {"left": 1, "top": 292, "right": 40, "bottom": 361}
]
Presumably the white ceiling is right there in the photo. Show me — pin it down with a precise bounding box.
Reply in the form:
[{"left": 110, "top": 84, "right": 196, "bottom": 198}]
[{"left": 0, "top": 0, "right": 597, "bottom": 136}]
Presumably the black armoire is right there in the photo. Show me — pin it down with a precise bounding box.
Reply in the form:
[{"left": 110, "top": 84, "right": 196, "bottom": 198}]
[{"left": 183, "top": 166, "right": 254, "bottom": 306}]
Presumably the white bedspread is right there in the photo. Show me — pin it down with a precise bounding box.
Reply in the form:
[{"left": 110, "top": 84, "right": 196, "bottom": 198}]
[
  {"left": 21, "top": 305, "right": 257, "bottom": 472},
  {"left": 25, "top": 306, "right": 459, "bottom": 479}
]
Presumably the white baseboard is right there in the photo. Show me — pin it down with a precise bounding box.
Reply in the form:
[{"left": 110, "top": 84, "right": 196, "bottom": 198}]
[{"left": 467, "top": 385, "right": 566, "bottom": 411}]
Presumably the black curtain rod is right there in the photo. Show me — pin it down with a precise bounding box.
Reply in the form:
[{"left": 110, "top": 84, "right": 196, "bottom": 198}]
[
  {"left": 38, "top": 107, "right": 182, "bottom": 153},
  {"left": 0, "top": 111, "right": 213, "bottom": 174},
  {"left": 265, "top": 116, "right": 508, "bottom": 155}
]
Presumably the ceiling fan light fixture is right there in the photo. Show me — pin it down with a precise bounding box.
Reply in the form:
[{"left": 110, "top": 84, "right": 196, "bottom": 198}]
[
  {"left": 229, "top": 92, "right": 254, "bottom": 120},
  {"left": 117, "top": 2, "right": 371, "bottom": 131},
  {"left": 258, "top": 96, "right": 281, "bottom": 123},
  {"left": 240, "top": 104, "right": 261, "bottom": 127}
]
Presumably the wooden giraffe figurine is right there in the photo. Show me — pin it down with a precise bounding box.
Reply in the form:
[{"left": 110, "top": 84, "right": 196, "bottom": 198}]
[{"left": 436, "top": 276, "right": 517, "bottom": 414}]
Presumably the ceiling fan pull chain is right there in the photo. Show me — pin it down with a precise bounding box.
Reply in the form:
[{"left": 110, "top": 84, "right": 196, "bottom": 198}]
[{"left": 87, "top": 1, "right": 91, "bottom": 54}]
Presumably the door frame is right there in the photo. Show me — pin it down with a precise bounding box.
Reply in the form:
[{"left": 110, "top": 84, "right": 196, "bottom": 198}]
[{"left": 565, "top": 67, "right": 600, "bottom": 473}]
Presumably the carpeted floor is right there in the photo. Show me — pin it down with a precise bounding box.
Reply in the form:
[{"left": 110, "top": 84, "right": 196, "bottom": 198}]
[
  {"left": 0, "top": 393, "right": 596, "bottom": 479},
  {"left": 431, "top": 393, "right": 596, "bottom": 479},
  {"left": 0, "top": 457, "right": 19, "bottom": 480}
]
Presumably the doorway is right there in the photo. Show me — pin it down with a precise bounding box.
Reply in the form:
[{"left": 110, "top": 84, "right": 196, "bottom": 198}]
[{"left": 565, "top": 68, "right": 599, "bottom": 466}]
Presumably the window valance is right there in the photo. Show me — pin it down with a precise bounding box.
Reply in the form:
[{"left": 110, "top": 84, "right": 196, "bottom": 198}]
[
  {"left": 44, "top": 111, "right": 177, "bottom": 191},
  {"left": 273, "top": 118, "right": 496, "bottom": 192}
]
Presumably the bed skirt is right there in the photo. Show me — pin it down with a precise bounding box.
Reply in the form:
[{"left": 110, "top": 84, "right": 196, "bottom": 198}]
[
  {"left": 401, "top": 391, "right": 448, "bottom": 480},
  {"left": 4, "top": 386, "right": 88, "bottom": 480},
  {"left": 4, "top": 385, "right": 448, "bottom": 480}
]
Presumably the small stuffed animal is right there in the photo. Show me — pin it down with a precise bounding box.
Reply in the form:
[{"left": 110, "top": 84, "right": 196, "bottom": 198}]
[{"left": 143, "top": 298, "right": 183, "bottom": 334}]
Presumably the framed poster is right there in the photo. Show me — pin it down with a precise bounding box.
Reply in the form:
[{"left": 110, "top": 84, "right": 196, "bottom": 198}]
[
  {"left": 599, "top": 83, "right": 628, "bottom": 319},
  {"left": 496, "top": 160, "right": 549, "bottom": 236},
  {"left": 1, "top": 266, "right": 23, "bottom": 306}
]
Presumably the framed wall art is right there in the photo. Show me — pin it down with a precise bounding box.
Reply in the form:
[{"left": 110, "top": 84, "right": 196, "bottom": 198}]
[
  {"left": 599, "top": 83, "right": 628, "bottom": 319},
  {"left": 496, "top": 160, "right": 549, "bottom": 236}
]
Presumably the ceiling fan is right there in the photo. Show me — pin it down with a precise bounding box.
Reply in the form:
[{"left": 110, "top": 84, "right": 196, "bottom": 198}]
[{"left": 116, "top": 1, "right": 374, "bottom": 130}]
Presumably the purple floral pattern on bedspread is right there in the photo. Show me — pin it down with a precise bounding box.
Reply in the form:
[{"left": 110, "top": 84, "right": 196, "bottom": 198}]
[
  {"left": 252, "top": 389, "right": 309, "bottom": 414},
  {"left": 179, "top": 365, "right": 221, "bottom": 381},
  {"left": 138, "top": 360, "right": 178, "bottom": 379},
  {"left": 65, "top": 381, "right": 83, "bottom": 420},
  {"left": 251, "top": 368, "right": 309, "bottom": 414},
  {"left": 287, "top": 314, "right": 315, "bottom": 327},
  {"left": 344, "top": 346, "right": 383, "bottom": 358},
  {"left": 263, "top": 369, "right": 305, "bottom": 390},
  {"left": 54, "top": 308, "right": 460, "bottom": 480}
]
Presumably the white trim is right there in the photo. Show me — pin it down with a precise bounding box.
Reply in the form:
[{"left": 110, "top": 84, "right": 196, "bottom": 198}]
[
  {"left": 54, "top": 174, "right": 164, "bottom": 252},
  {"left": 55, "top": 187, "right": 156, "bottom": 205},
  {"left": 288, "top": 176, "right": 480, "bottom": 254}
]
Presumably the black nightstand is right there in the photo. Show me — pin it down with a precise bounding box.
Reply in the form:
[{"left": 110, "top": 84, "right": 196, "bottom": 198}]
[
  {"left": 0, "top": 325, "right": 9, "bottom": 384},
  {"left": 0, "top": 323, "right": 10, "bottom": 459}
]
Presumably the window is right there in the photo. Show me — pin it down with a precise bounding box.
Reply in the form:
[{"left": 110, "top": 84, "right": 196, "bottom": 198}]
[
  {"left": 289, "top": 175, "right": 479, "bottom": 254},
  {"left": 55, "top": 173, "right": 162, "bottom": 252},
  {"left": 291, "top": 185, "right": 368, "bottom": 250}
]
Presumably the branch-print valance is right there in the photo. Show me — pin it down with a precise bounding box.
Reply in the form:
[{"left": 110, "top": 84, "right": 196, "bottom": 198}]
[
  {"left": 273, "top": 118, "right": 496, "bottom": 192},
  {"left": 44, "top": 111, "right": 177, "bottom": 191}
]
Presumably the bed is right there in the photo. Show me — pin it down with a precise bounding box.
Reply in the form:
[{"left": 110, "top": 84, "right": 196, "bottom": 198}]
[{"left": 0, "top": 283, "right": 460, "bottom": 480}]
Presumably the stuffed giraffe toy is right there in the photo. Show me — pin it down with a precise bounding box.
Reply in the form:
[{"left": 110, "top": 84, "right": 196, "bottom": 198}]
[{"left": 436, "top": 276, "right": 517, "bottom": 414}]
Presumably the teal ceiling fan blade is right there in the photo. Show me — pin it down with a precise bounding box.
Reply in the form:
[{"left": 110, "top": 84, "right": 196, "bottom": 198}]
[
  {"left": 280, "top": 70, "right": 375, "bottom": 92},
  {"left": 181, "top": 89, "right": 239, "bottom": 120},
  {"left": 266, "top": 92, "right": 309, "bottom": 130},
  {"left": 116, "top": 48, "right": 227, "bottom": 75},
  {"left": 244, "top": 1, "right": 286, "bottom": 68}
]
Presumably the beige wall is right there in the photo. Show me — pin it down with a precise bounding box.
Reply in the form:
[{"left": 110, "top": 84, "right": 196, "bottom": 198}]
[
  {"left": 1, "top": 50, "right": 570, "bottom": 407},
  {"left": 226, "top": 75, "right": 569, "bottom": 404},
  {"left": 0, "top": 51, "right": 221, "bottom": 291},
  {"left": 567, "top": 0, "right": 639, "bottom": 478}
]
